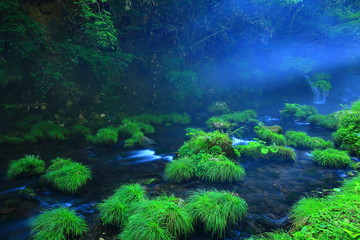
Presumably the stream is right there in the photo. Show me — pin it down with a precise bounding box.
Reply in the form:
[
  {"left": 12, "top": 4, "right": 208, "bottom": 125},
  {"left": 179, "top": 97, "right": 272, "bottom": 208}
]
[{"left": 0, "top": 117, "right": 355, "bottom": 240}]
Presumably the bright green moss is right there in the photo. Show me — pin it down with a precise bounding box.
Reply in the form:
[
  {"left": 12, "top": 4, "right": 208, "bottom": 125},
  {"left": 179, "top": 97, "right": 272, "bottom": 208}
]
[
  {"left": 178, "top": 130, "right": 239, "bottom": 159},
  {"left": 307, "top": 114, "right": 339, "bottom": 130},
  {"left": 254, "top": 125, "right": 286, "bottom": 146},
  {"left": 249, "top": 231, "right": 294, "bottom": 240},
  {"left": 187, "top": 190, "right": 247, "bottom": 238},
  {"left": 236, "top": 142, "right": 296, "bottom": 161},
  {"left": 290, "top": 193, "right": 360, "bottom": 240},
  {"left": 280, "top": 103, "right": 318, "bottom": 121},
  {"left": 42, "top": 158, "right": 91, "bottom": 193},
  {"left": 341, "top": 175, "right": 360, "bottom": 194},
  {"left": 31, "top": 207, "right": 87, "bottom": 240},
  {"left": 165, "top": 157, "right": 196, "bottom": 183},
  {"left": 350, "top": 99, "right": 360, "bottom": 112},
  {"left": 285, "top": 130, "right": 333, "bottom": 149},
  {"left": 6, "top": 155, "right": 45, "bottom": 179},
  {"left": 87, "top": 127, "right": 118, "bottom": 145},
  {"left": 312, "top": 148, "right": 352, "bottom": 168},
  {"left": 333, "top": 111, "right": 360, "bottom": 157},
  {"left": 98, "top": 183, "right": 145, "bottom": 227},
  {"left": 197, "top": 155, "right": 246, "bottom": 182},
  {"left": 120, "top": 195, "right": 193, "bottom": 240},
  {"left": 206, "top": 110, "right": 258, "bottom": 130}
]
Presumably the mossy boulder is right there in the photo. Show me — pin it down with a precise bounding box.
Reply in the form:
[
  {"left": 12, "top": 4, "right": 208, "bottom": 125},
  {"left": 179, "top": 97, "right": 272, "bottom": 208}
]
[
  {"left": 312, "top": 148, "right": 353, "bottom": 168},
  {"left": 7, "top": 155, "right": 45, "bottom": 179}
]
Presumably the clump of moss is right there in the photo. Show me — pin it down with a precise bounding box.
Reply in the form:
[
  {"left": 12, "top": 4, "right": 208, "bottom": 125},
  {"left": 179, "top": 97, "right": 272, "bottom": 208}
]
[
  {"left": 165, "top": 157, "right": 196, "bottom": 183},
  {"left": 350, "top": 99, "right": 360, "bottom": 111},
  {"left": 307, "top": 114, "right": 340, "bottom": 130},
  {"left": 280, "top": 103, "right": 318, "bottom": 121},
  {"left": 178, "top": 130, "right": 239, "bottom": 159},
  {"left": 128, "top": 112, "right": 191, "bottom": 125},
  {"left": 206, "top": 110, "right": 258, "bottom": 130},
  {"left": 236, "top": 142, "right": 296, "bottom": 161},
  {"left": 333, "top": 111, "right": 360, "bottom": 157},
  {"left": 6, "top": 155, "right": 45, "bottom": 179},
  {"left": 31, "top": 207, "right": 87, "bottom": 240},
  {"left": 165, "top": 154, "right": 245, "bottom": 183},
  {"left": 186, "top": 190, "right": 247, "bottom": 238},
  {"left": 120, "top": 195, "right": 193, "bottom": 240},
  {"left": 290, "top": 192, "right": 360, "bottom": 239},
  {"left": 196, "top": 154, "right": 246, "bottom": 183},
  {"left": 42, "top": 158, "right": 91, "bottom": 193},
  {"left": 117, "top": 120, "right": 154, "bottom": 147},
  {"left": 312, "top": 148, "right": 352, "bottom": 168},
  {"left": 71, "top": 124, "right": 92, "bottom": 137},
  {"left": 207, "top": 101, "right": 230, "bottom": 115},
  {"left": 98, "top": 183, "right": 146, "bottom": 228},
  {"left": 86, "top": 127, "right": 118, "bottom": 145},
  {"left": 250, "top": 175, "right": 360, "bottom": 240},
  {"left": 285, "top": 130, "right": 333, "bottom": 149},
  {"left": 254, "top": 125, "right": 286, "bottom": 146},
  {"left": 25, "top": 121, "right": 69, "bottom": 141}
]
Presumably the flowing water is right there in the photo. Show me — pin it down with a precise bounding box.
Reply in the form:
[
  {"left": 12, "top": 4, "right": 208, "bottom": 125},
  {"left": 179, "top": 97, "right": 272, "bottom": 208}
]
[{"left": 0, "top": 117, "right": 355, "bottom": 240}]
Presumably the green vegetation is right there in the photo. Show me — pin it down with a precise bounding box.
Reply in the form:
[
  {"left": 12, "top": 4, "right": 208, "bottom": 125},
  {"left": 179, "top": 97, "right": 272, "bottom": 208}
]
[
  {"left": 165, "top": 154, "right": 245, "bottom": 183},
  {"left": 280, "top": 103, "right": 318, "bottom": 121},
  {"left": 312, "top": 148, "right": 352, "bottom": 168},
  {"left": 290, "top": 190, "right": 360, "bottom": 239},
  {"left": 307, "top": 114, "right": 340, "bottom": 130},
  {"left": 87, "top": 127, "right": 118, "bottom": 146},
  {"left": 31, "top": 207, "right": 87, "bottom": 240},
  {"left": 196, "top": 154, "right": 246, "bottom": 183},
  {"left": 187, "top": 190, "right": 247, "bottom": 238},
  {"left": 250, "top": 176, "right": 360, "bottom": 240},
  {"left": 333, "top": 111, "right": 360, "bottom": 157},
  {"left": 254, "top": 125, "right": 286, "bottom": 146},
  {"left": 285, "top": 131, "right": 333, "bottom": 149},
  {"left": 207, "top": 101, "right": 230, "bottom": 114},
  {"left": 71, "top": 125, "right": 92, "bottom": 137},
  {"left": 165, "top": 157, "right": 196, "bottom": 183},
  {"left": 42, "top": 158, "right": 91, "bottom": 193},
  {"left": 25, "top": 121, "right": 69, "bottom": 142},
  {"left": 206, "top": 110, "right": 258, "bottom": 130},
  {"left": 178, "top": 130, "right": 239, "bottom": 159},
  {"left": 6, "top": 155, "right": 45, "bottom": 179},
  {"left": 236, "top": 141, "right": 296, "bottom": 161},
  {"left": 98, "top": 183, "right": 145, "bottom": 228},
  {"left": 120, "top": 195, "right": 193, "bottom": 240}
]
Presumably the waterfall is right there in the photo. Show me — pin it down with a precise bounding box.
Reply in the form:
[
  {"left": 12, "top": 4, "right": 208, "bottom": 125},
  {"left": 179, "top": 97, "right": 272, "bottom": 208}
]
[
  {"left": 311, "top": 84, "right": 327, "bottom": 104},
  {"left": 301, "top": 72, "right": 327, "bottom": 104}
]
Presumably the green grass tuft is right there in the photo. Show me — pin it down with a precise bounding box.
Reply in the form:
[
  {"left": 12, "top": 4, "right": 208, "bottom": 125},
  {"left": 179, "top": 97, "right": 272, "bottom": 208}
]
[
  {"left": 285, "top": 130, "right": 333, "bottom": 149},
  {"left": 165, "top": 157, "right": 196, "bottom": 183},
  {"left": 307, "top": 114, "right": 340, "bottom": 130},
  {"left": 187, "top": 190, "right": 247, "bottom": 238},
  {"left": 280, "top": 103, "right": 318, "bottom": 121},
  {"left": 98, "top": 183, "right": 145, "bottom": 228},
  {"left": 6, "top": 155, "right": 45, "bottom": 179},
  {"left": 42, "top": 158, "right": 91, "bottom": 193},
  {"left": 254, "top": 125, "right": 286, "bottom": 146},
  {"left": 178, "top": 130, "right": 239, "bottom": 159},
  {"left": 312, "top": 148, "right": 352, "bottom": 168},
  {"left": 197, "top": 155, "right": 246, "bottom": 182},
  {"left": 236, "top": 142, "right": 296, "bottom": 161},
  {"left": 31, "top": 207, "right": 87, "bottom": 240},
  {"left": 87, "top": 127, "right": 118, "bottom": 145},
  {"left": 121, "top": 195, "right": 193, "bottom": 240}
]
